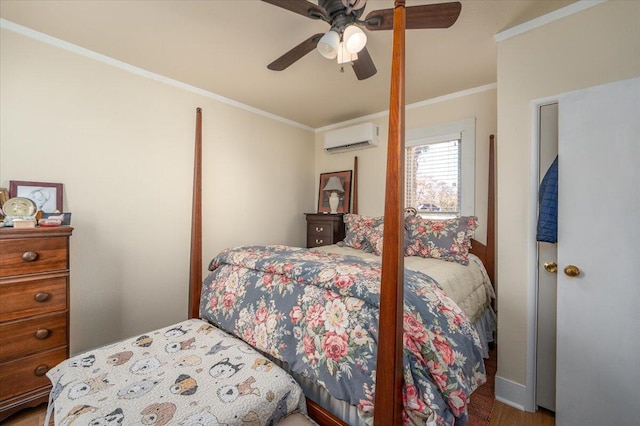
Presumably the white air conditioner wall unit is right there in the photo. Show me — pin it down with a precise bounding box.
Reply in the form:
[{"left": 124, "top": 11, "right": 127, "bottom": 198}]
[{"left": 323, "top": 122, "right": 379, "bottom": 153}]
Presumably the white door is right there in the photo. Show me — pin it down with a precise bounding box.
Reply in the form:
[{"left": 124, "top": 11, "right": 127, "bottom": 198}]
[
  {"left": 536, "top": 103, "right": 558, "bottom": 412},
  {"left": 556, "top": 77, "right": 640, "bottom": 425}
]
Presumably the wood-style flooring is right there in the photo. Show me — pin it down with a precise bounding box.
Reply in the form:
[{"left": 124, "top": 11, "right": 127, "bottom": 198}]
[
  {"left": 2, "top": 402, "right": 554, "bottom": 425},
  {"left": 490, "top": 403, "right": 555, "bottom": 426}
]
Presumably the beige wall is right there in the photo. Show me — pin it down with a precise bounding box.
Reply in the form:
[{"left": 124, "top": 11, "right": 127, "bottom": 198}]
[
  {"left": 314, "top": 88, "right": 497, "bottom": 245},
  {"left": 0, "top": 30, "right": 315, "bottom": 354},
  {"left": 496, "top": 0, "right": 640, "bottom": 389}
]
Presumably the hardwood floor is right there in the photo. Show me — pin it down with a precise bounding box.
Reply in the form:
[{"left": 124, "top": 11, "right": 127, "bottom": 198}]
[
  {"left": 3, "top": 402, "right": 554, "bottom": 425},
  {"left": 2, "top": 405, "right": 52, "bottom": 426},
  {"left": 490, "top": 402, "right": 555, "bottom": 426}
]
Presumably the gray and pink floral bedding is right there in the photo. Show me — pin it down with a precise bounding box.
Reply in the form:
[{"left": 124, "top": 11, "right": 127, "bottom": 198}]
[{"left": 199, "top": 246, "right": 486, "bottom": 425}]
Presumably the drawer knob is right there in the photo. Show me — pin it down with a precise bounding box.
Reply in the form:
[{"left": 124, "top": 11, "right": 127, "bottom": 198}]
[
  {"left": 35, "top": 329, "right": 51, "bottom": 340},
  {"left": 315, "top": 226, "right": 324, "bottom": 232},
  {"left": 34, "top": 365, "right": 49, "bottom": 376},
  {"left": 34, "top": 292, "right": 50, "bottom": 303},
  {"left": 22, "top": 251, "right": 39, "bottom": 262},
  {"left": 315, "top": 239, "right": 324, "bottom": 245}
]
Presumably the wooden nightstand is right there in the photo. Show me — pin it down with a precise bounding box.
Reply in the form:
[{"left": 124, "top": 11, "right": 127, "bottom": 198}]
[
  {"left": 305, "top": 213, "right": 345, "bottom": 248},
  {"left": 0, "top": 226, "right": 73, "bottom": 421}
]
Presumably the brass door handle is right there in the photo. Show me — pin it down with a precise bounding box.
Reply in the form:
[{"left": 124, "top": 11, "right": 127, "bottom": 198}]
[
  {"left": 564, "top": 265, "right": 580, "bottom": 277},
  {"left": 544, "top": 262, "right": 558, "bottom": 273}
]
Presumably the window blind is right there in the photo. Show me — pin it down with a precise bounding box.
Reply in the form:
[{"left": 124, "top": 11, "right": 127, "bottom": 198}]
[{"left": 405, "top": 139, "right": 461, "bottom": 215}]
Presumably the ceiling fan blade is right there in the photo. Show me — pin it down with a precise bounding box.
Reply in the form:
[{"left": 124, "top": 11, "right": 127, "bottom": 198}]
[
  {"left": 365, "top": 1, "right": 461, "bottom": 31},
  {"left": 268, "top": 33, "right": 324, "bottom": 71},
  {"left": 352, "top": 47, "right": 377, "bottom": 80},
  {"left": 261, "top": 0, "right": 327, "bottom": 20}
]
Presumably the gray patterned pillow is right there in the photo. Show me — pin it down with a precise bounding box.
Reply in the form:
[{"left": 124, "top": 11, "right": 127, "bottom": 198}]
[
  {"left": 363, "top": 222, "right": 414, "bottom": 256},
  {"left": 341, "top": 214, "right": 384, "bottom": 252},
  {"left": 404, "top": 215, "right": 478, "bottom": 265},
  {"left": 364, "top": 223, "right": 385, "bottom": 255}
]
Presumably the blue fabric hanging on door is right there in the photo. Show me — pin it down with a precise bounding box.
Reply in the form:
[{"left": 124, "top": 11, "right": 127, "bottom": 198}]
[{"left": 537, "top": 156, "right": 558, "bottom": 243}]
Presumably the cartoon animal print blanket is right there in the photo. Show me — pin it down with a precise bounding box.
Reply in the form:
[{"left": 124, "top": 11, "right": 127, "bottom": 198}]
[{"left": 45, "top": 319, "right": 307, "bottom": 426}]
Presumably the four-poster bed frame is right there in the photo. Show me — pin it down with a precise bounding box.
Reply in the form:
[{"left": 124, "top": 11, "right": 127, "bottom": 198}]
[{"left": 187, "top": 2, "right": 495, "bottom": 424}]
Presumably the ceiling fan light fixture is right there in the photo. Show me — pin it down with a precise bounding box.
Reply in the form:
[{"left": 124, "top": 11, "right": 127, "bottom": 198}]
[
  {"left": 343, "top": 25, "right": 367, "bottom": 54},
  {"left": 337, "top": 42, "right": 358, "bottom": 64},
  {"left": 341, "top": 0, "right": 367, "bottom": 11},
  {"left": 317, "top": 30, "right": 340, "bottom": 59}
]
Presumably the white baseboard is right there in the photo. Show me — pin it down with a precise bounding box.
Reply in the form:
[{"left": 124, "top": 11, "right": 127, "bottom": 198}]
[{"left": 495, "top": 375, "right": 532, "bottom": 412}]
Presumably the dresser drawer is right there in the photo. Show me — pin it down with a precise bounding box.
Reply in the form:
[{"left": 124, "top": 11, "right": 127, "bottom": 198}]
[
  {"left": 307, "top": 222, "right": 333, "bottom": 237},
  {"left": 0, "top": 237, "right": 68, "bottom": 277},
  {"left": 0, "top": 312, "right": 67, "bottom": 362},
  {"left": 0, "top": 276, "right": 68, "bottom": 322},
  {"left": 307, "top": 234, "right": 331, "bottom": 248},
  {"left": 0, "top": 347, "right": 66, "bottom": 401}
]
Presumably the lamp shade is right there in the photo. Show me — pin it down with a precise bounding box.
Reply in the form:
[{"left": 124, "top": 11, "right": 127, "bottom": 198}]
[
  {"left": 336, "top": 42, "right": 357, "bottom": 64},
  {"left": 323, "top": 176, "right": 344, "bottom": 192},
  {"left": 343, "top": 25, "right": 367, "bottom": 54},
  {"left": 317, "top": 30, "right": 340, "bottom": 59}
]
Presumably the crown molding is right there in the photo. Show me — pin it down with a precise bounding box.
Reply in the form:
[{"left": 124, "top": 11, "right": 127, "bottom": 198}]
[
  {"left": 0, "top": 18, "right": 314, "bottom": 132},
  {"left": 315, "top": 83, "right": 497, "bottom": 133},
  {"left": 494, "top": 0, "right": 608, "bottom": 43}
]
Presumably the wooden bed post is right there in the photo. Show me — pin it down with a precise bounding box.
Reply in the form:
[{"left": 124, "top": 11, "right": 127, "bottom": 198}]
[
  {"left": 487, "top": 135, "right": 495, "bottom": 288},
  {"left": 485, "top": 135, "right": 496, "bottom": 310},
  {"left": 374, "top": 1, "right": 406, "bottom": 425},
  {"left": 189, "top": 107, "right": 203, "bottom": 319},
  {"left": 352, "top": 156, "right": 358, "bottom": 214}
]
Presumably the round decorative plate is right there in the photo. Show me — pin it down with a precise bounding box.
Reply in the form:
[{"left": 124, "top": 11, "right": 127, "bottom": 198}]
[{"left": 3, "top": 197, "right": 37, "bottom": 216}]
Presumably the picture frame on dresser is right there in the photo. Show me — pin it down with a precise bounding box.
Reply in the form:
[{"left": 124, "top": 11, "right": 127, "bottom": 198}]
[
  {"left": 0, "top": 188, "right": 8, "bottom": 209},
  {"left": 41, "top": 212, "right": 72, "bottom": 226},
  {"left": 317, "top": 170, "right": 352, "bottom": 214},
  {"left": 9, "top": 181, "right": 63, "bottom": 213}
]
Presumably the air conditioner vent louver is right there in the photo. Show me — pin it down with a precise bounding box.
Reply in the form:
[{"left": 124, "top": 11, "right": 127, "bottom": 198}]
[
  {"left": 323, "top": 123, "right": 379, "bottom": 153},
  {"left": 326, "top": 140, "right": 372, "bottom": 152}
]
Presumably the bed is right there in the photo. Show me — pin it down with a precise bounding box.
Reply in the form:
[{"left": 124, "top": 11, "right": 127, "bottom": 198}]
[
  {"left": 196, "top": 236, "right": 495, "bottom": 425},
  {"left": 187, "top": 2, "right": 496, "bottom": 425}
]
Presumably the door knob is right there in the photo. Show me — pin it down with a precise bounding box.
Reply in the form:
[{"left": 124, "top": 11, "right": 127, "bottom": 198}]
[
  {"left": 564, "top": 265, "right": 580, "bottom": 277},
  {"left": 544, "top": 262, "right": 558, "bottom": 273}
]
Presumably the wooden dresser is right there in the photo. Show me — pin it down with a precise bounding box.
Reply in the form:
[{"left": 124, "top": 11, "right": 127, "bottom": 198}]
[
  {"left": 305, "top": 213, "right": 345, "bottom": 248},
  {"left": 0, "top": 226, "right": 73, "bottom": 421}
]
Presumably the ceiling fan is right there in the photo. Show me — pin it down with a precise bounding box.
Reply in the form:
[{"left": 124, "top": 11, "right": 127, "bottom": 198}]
[{"left": 262, "top": 0, "right": 462, "bottom": 80}]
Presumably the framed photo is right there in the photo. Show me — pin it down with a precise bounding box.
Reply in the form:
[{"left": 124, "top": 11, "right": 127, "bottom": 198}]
[
  {"left": 41, "top": 212, "right": 72, "bottom": 226},
  {"left": 0, "top": 188, "right": 8, "bottom": 208},
  {"left": 9, "top": 181, "right": 63, "bottom": 213},
  {"left": 318, "top": 170, "right": 352, "bottom": 214}
]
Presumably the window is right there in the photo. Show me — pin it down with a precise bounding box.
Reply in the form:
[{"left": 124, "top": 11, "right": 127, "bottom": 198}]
[
  {"left": 405, "top": 118, "right": 475, "bottom": 218},
  {"left": 406, "top": 139, "right": 460, "bottom": 215}
]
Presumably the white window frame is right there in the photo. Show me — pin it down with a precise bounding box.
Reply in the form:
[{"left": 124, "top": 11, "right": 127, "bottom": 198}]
[{"left": 405, "top": 117, "right": 475, "bottom": 217}]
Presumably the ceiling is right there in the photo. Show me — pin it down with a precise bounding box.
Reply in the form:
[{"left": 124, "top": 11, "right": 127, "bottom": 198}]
[{"left": 0, "top": 0, "right": 575, "bottom": 129}]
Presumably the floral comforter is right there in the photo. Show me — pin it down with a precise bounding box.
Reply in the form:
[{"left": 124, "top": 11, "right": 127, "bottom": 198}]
[{"left": 200, "top": 246, "right": 486, "bottom": 425}]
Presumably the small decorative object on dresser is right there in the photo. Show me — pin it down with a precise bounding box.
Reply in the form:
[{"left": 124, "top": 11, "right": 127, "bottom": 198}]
[
  {"left": 305, "top": 213, "right": 345, "bottom": 248},
  {"left": 0, "top": 226, "right": 73, "bottom": 421},
  {"left": 0, "top": 188, "right": 9, "bottom": 211},
  {"left": 317, "top": 170, "right": 352, "bottom": 214}
]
